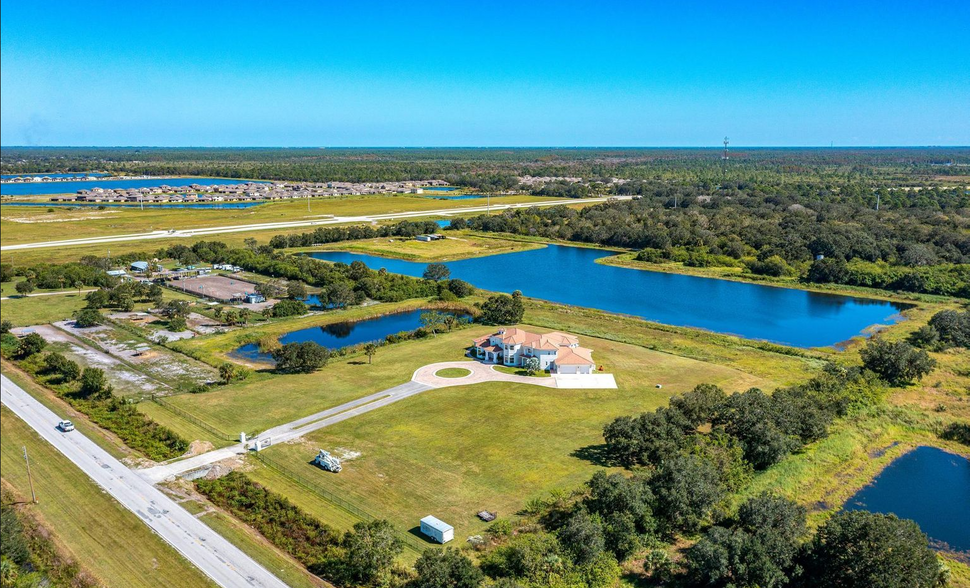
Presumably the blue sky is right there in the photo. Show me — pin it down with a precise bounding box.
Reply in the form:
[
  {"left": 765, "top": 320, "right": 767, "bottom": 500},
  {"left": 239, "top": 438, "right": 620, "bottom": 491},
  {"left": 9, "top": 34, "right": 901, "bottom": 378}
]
[{"left": 1, "top": 0, "right": 967, "bottom": 146}]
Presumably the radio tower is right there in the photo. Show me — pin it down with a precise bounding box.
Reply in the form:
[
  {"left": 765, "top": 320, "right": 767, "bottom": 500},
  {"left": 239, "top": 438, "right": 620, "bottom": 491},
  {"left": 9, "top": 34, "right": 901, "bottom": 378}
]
[{"left": 722, "top": 137, "right": 730, "bottom": 160}]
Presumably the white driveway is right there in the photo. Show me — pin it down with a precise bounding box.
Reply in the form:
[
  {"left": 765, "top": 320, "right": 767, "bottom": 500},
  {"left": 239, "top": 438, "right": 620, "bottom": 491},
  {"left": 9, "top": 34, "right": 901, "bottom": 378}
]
[{"left": 411, "top": 360, "right": 616, "bottom": 389}]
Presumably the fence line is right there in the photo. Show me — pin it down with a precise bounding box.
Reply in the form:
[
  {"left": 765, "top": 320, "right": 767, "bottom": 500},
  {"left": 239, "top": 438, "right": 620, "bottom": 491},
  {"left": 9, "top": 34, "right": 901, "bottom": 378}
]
[
  {"left": 252, "top": 451, "right": 429, "bottom": 554},
  {"left": 149, "top": 395, "right": 242, "bottom": 442}
]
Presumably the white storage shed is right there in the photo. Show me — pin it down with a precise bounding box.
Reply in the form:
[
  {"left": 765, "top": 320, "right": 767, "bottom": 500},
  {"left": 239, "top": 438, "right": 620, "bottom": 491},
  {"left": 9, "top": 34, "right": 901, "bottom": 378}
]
[{"left": 419, "top": 515, "right": 454, "bottom": 544}]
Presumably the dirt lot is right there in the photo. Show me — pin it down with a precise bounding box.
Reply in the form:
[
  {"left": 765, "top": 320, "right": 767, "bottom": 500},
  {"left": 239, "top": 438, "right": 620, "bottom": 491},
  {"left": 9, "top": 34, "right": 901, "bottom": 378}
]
[{"left": 166, "top": 274, "right": 259, "bottom": 302}]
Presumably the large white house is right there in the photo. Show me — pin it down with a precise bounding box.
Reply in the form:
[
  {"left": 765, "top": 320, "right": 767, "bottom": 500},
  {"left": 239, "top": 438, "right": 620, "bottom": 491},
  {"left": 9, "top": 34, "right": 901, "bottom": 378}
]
[{"left": 471, "top": 327, "right": 596, "bottom": 375}]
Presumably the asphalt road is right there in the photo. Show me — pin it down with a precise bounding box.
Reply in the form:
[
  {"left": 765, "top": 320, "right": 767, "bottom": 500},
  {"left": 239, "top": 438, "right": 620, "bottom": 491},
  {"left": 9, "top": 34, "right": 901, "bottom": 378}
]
[
  {"left": 0, "top": 374, "right": 289, "bottom": 588},
  {"left": 0, "top": 195, "right": 631, "bottom": 252}
]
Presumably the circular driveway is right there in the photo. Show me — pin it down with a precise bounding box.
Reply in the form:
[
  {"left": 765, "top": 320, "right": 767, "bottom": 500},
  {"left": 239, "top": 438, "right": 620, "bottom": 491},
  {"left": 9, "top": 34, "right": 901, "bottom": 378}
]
[{"left": 412, "top": 361, "right": 558, "bottom": 389}]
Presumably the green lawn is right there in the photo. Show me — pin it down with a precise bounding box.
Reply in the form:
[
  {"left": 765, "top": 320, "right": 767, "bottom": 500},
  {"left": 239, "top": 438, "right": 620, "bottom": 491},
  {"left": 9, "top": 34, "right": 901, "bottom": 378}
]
[
  {"left": 0, "top": 291, "right": 90, "bottom": 326},
  {"left": 0, "top": 194, "right": 560, "bottom": 248},
  {"left": 0, "top": 406, "right": 217, "bottom": 588},
  {"left": 199, "top": 325, "right": 772, "bottom": 542},
  {"left": 315, "top": 232, "right": 544, "bottom": 262},
  {"left": 164, "top": 323, "right": 769, "bottom": 437},
  {"left": 434, "top": 367, "right": 472, "bottom": 378}
]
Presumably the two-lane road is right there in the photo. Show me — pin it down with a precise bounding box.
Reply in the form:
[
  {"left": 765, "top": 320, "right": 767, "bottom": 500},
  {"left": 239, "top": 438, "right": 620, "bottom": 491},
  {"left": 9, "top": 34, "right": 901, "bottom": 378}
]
[
  {"left": 0, "top": 374, "right": 289, "bottom": 588},
  {"left": 0, "top": 195, "right": 631, "bottom": 252}
]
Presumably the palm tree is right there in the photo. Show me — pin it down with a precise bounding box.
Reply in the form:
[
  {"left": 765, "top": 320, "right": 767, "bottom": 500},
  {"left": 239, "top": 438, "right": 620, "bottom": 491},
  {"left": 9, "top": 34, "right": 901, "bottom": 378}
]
[{"left": 363, "top": 343, "right": 378, "bottom": 364}]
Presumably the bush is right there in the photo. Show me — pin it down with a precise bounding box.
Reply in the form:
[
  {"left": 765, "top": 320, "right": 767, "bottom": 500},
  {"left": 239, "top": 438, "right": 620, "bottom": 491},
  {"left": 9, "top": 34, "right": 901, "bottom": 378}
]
[
  {"left": 273, "top": 341, "right": 330, "bottom": 373},
  {"left": 73, "top": 308, "right": 104, "bottom": 328},
  {"left": 860, "top": 338, "right": 936, "bottom": 385},
  {"left": 270, "top": 299, "right": 308, "bottom": 318},
  {"left": 196, "top": 472, "right": 340, "bottom": 568},
  {"left": 79, "top": 368, "right": 110, "bottom": 397},
  {"left": 480, "top": 291, "right": 524, "bottom": 325},
  {"left": 16, "top": 333, "right": 47, "bottom": 358},
  {"left": 799, "top": 511, "right": 939, "bottom": 588},
  {"left": 410, "top": 548, "right": 483, "bottom": 588},
  {"left": 940, "top": 422, "right": 970, "bottom": 446}
]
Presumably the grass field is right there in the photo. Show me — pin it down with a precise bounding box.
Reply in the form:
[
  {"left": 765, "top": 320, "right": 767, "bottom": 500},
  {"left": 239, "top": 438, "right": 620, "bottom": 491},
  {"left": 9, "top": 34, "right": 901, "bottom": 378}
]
[
  {"left": 0, "top": 406, "right": 217, "bottom": 588},
  {"left": 253, "top": 344, "right": 767, "bottom": 543},
  {"left": 161, "top": 323, "right": 769, "bottom": 438},
  {"left": 313, "top": 233, "right": 544, "bottom": 261},
  {"left": 0, "top": 284, "right": 198, "bottom": 327},
  {"left": 0, "top": 193, "right": 560, "bottom": 247}
]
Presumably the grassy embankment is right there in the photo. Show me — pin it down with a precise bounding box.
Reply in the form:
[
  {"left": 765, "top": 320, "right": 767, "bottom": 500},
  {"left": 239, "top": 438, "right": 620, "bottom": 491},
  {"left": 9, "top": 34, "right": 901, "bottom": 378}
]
[{"left": 0, "top": 406, "right": 218, "bottom": 588}]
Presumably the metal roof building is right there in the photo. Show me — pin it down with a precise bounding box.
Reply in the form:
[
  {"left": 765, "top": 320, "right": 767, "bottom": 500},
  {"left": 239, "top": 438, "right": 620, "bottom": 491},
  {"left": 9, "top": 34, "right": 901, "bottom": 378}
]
[{"left": 419, "top": 515, "right": 454, "bottom": 544}]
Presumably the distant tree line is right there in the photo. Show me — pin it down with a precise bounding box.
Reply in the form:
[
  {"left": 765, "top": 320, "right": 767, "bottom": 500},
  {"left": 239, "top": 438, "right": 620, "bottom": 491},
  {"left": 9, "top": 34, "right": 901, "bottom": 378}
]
[{"left": 455, "top": 191, "right": 969, "bottom": 296}]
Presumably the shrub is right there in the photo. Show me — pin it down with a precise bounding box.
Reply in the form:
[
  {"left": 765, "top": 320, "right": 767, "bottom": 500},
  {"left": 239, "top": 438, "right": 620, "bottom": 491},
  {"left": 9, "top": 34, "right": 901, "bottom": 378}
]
[
  {"left": 799, "top": 511, "right": 939, "bottom": 588},
  {"left": 940, "top": 422, "right": 970, "bottom": 446},
  {"left": 270, "top": 299, "right": 308, "bottom": 318},
  {"left": 861, "top": 338, "right": 936, "bottom": 385},
  {"left": 73, "top": 308, "right": 104, "bottom": 328},
  {"left": 16, "top": 333, "right": 47, "bottom": 358},
  {"left": 273, "top": 341, "right": 330, "bottom": 373}
]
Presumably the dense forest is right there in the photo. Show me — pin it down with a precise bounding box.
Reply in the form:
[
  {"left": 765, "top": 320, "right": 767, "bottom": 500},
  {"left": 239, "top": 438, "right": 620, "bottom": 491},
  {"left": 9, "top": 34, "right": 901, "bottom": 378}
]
[
  {"left": 453, "top": 186, "right": 970, "bottom": 297},
  {"left": 2, "top": 146, "right": 969, "bottom": 186}
]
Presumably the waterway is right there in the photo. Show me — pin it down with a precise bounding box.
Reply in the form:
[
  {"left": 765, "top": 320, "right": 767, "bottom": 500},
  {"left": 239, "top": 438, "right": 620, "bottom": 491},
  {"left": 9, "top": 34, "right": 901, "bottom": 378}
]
[
  {"left": 844, "top": 446, "right": 970, "bottom": 554},
  {"left": 232, "top": 308, "right": 471, "bottom": 363},
  {"left": 308, "top": 244, "right": 908, "bottom": 348},
  {"left": 0, "top": 177, "right": 268, "bottom": 196}
]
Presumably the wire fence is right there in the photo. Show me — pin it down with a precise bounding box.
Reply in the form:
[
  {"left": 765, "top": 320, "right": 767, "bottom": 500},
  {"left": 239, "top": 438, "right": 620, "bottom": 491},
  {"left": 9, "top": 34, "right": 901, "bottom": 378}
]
[
  {"left": 149, "top": 395, "right": 244, "bottom": 442},
  {"left": 252, "top": 451, "right": 430, "bottom": 554}
]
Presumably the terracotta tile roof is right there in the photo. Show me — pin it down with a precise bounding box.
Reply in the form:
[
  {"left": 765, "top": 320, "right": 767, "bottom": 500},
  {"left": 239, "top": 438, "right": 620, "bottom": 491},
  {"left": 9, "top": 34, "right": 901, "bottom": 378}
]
[{"left": 555, "top": 346, "right": 595, "bottom": 366}]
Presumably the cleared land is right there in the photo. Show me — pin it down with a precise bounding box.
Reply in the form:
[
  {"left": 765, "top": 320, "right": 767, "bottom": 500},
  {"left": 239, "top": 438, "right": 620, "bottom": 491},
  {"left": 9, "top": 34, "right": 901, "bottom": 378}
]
[
  {"left": 314, "top": 233, "right": 544, "bottom": 261},
  {"left": 0, "top": 194, "right": 561, "bottom": 247},
  {"left": 161, "top": 323, "right": 767, "bottom": 437},
  {"left": 0, "top": 406, "right": 217, "bottom": 588}
]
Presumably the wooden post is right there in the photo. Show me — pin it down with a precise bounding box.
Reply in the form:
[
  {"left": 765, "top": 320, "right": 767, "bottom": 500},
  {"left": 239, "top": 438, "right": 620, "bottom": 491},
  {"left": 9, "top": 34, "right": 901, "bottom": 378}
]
[{"left": 23, "top": 446, "right": 37, "bottom": 504}]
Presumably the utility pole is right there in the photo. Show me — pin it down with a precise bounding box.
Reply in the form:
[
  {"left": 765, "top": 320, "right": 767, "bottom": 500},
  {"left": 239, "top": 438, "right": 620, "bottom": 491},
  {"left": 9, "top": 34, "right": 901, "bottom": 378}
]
[
  {"left": 876, "top": 192, "right": 881, "bottom": 211},
  {"left": 722, "top": 137, "right": 730, "bottom": 160},
  {"left": 23, "top": 446, "right": 37, "bottom": 504}
]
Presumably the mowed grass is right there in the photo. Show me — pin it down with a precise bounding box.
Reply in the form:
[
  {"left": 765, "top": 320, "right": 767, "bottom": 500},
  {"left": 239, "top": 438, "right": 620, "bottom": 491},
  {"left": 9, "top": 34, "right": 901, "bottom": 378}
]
[
  {"left": 0, "top": 193, "right": 559, "bottom": 246},
  {"left": 0, "top": 407, "right": 217, "bottom": 588},
  {"left": 222, "top": 328, "right": 772, "bottom": 541},
  {"left": 435, "top": 367, "right": 472, "bottom": 378},
  {"left": 315, "top": 233, "right": 544, "bottom": 261},
  {"left": 0, "top": 291, "right": 90, "bottom": 326},
  {"left": 164, "top": 324, "right": 768, "bottom": 437}
]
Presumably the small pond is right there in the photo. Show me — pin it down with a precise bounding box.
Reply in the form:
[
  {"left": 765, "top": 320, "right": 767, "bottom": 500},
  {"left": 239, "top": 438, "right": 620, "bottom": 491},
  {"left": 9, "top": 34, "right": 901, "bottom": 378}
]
[
  {"left": 844, "top": 446, "right": 970, "bottom": 554},
  {"left": 232, "top": 308, "right": 471, "bottom": 364}
]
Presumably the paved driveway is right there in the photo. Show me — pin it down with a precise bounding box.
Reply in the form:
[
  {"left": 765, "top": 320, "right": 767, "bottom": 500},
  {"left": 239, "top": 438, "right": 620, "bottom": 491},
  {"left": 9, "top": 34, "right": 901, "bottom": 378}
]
[{"left": 411, "top": 360, "right": 615, "bottom": 389}]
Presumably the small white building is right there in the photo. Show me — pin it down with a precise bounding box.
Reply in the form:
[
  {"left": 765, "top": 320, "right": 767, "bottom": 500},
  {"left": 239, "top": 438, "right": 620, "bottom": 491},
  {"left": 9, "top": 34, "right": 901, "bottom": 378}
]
[{"left": 420, "top": 515, "right": 454, "bottom": 544}]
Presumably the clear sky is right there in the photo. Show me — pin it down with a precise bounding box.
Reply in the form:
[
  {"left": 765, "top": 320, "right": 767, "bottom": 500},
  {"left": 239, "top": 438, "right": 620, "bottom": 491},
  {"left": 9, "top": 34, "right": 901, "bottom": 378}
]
[{"left": 1, "top": 0, "right": 968, "bottom": 147}]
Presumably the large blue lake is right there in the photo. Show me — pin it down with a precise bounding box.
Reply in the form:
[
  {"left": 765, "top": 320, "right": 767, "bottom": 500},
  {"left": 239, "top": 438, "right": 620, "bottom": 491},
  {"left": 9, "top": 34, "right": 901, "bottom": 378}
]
[
  {"left": 845, "top": 446, "right": 970, "bottom": 554},
  {"left": 232, "top": 308, "right": 469, "bottom": 363},
  {"left": 0, "top": 177, "right": 267, "bottom": 196},
  {"left": 309, "top": 244, "right": 908, "bottom": 348}
]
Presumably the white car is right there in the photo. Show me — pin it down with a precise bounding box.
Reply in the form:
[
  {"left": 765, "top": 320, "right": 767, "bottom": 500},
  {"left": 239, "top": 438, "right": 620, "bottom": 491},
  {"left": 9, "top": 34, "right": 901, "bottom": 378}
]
[{"left": 57, "top": 420, "right": 75, "bottom": 432}]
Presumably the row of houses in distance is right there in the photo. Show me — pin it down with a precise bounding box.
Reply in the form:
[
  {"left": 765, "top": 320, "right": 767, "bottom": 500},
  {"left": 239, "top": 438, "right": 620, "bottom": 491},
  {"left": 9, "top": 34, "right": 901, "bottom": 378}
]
[{"left": 48, "top": 179, "right": 451, "bottom": 204}]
